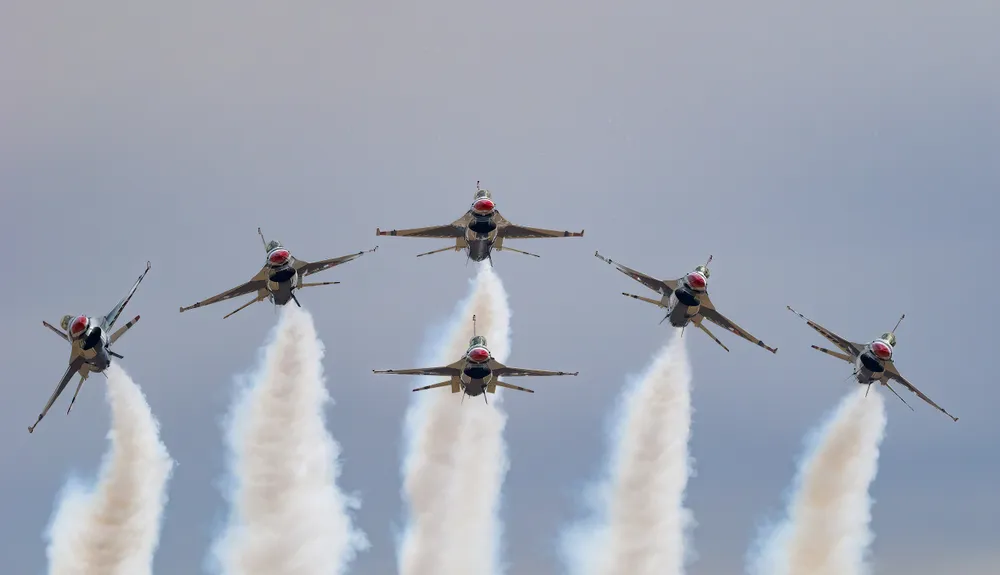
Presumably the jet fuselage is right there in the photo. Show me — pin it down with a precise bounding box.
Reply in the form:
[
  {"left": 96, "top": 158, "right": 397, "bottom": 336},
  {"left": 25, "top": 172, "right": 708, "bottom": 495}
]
[
  {"left": 457, "top": 336, "right": 494, "bottom": 396},
  {"left": 61, "top": 315, "right": 111, "bottom": 371},
  {"left": 660, "top": 287, "right": 703, "bottom": 328},
  {"left": 462, "top": 189, "right": 500, "bottom": 262},
  {"left": 263, "top": 243, "right": 299, "bottom": 305},
  {"left": 464, "top": 223, "right": 499, "bottom": 263},
  {"left": 655, "top": 267, "right": 711, "bottom": 327},
  {"left": 853, "top": 336, "right": 895, "bottom": 384}
]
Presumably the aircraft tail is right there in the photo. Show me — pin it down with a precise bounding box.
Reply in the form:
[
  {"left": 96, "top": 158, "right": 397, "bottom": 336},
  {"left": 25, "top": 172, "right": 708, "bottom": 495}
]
[
  {"left": 109, "top": 315, "right": 140, "bottom": 345},
  {"left": 299, "top": 281, "right": 341, "bottom": 289},
  {"left": 412, "top": 379, "right": 461, "bottom": 393},
  {"left": 486, "top": 380, "right": 535, "bottom": 394},
  {"left": 693, "top": 319, "right": 730, "bottom": 352}
]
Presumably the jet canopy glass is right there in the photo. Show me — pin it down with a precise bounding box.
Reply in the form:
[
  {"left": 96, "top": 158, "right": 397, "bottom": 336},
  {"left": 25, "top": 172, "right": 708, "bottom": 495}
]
[
  {"left": 694, "top": 265, "right": 710, "bottom": 278},
  {"left": 879, "top": 332, "right": 897, "bottom": 347},
  {"left": 265, "top": 240, "right": 282, "bottom": 252},
  {"left": 469, "top": 335, "right": 488, "bottom": 348}
]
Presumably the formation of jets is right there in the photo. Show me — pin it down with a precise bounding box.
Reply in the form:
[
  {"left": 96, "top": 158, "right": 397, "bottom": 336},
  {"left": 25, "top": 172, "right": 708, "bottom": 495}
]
[{"left": 30, "top": 183, "right": 958, "bottom": 433}]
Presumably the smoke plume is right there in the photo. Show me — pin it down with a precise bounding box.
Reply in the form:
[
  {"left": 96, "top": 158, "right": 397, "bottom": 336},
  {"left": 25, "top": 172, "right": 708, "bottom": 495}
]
[
  {"left": 561, "top": 330, "right": 695, "bottom": 575},
  {"left": 45, "top": 365, "right": 174, "bottom": 575},
  {"left": 212, "top": 305, "right": 368, "bottom": 575},
  {"left": 398, "top": 264, "right": 512, "bottom": 575},
  {"left": 748, "top": 387, "right": 887, "bottom": 575}
]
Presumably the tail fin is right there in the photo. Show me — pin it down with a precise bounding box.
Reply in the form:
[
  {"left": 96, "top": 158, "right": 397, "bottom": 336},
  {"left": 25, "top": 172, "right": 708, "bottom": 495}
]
[{"left": 109, "top": 315, "right": 140, "bottom": 345}]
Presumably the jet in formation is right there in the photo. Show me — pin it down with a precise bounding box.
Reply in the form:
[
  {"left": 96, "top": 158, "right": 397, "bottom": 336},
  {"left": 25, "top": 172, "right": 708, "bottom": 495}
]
[
  {"left": 30, "top": 261, "right": 151, "bottom": 433},
  {"left": 179, "top": 228, "right": 377, "bottom": 318},
  {"left": 373, "top": 314, "right": 578, "bottom": 402},
  {"left": 594, "top": 251, "right": 778, "bottom": 354},
  {"left": 375, "top": 182, "right": 584, "bottom": 264},
  {"left": 787, "top": 306, "right": 958, "bottom": 421}
]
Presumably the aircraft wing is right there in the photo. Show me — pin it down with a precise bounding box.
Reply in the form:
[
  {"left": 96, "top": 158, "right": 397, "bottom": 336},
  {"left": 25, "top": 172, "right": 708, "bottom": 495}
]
[
  {"left": 884, "top": 362, "right": 959, "bottom": 422},
  {"left": 31, "top": 356, "right": 86, "bottom": 432},
  {"left": 786, "top": 306, "right": 865, "bottom": 357},
  {"left": 372, "top": 365, "right": 463, "bottom": 377},
  {"left": 594, "top": 251, "right": 677, "bottom": 295},
  {"left": 376, "top": 213, "right": 471, "bottom": 239},
  {"left": 179, "top": 267, "right": 268, "bottom": 313},
  {"left": 495, "top": 211, "right": 584, "bottom": 239},
  {"left": 101, "top": 261, "right": 151, "bottom": 331},
  {"left": 489, "top": 360, "right": 578, "bottom": 377},
  {"left": 699, "top": 296, "right": 778, "bottom": 353},
  {"left": 294, "top": 247, "right": 377, "bottom": 277}
]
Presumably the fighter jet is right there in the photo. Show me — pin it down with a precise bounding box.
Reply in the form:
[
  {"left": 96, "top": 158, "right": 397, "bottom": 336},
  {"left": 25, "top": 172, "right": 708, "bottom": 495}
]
[
  {"left": 375, "top": 182, "right": 584, "bottom": 264},
  {"left": 594, "top": 251, "right": 778, "bottom": 354},
  {"left": 30, "top": 261, "right": 150, "bottom": 433},
  {"left": 373, "top": 314, "right": 578, "bottom": 403},
  {"left": 179, "top": 228, "right": 377, "bottom": 318},
  {"left": 787, "top": 306, "right": 958, "bottom": 422}
]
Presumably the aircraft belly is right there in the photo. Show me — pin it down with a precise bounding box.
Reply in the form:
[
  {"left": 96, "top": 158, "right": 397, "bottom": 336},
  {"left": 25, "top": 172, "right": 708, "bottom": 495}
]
[
  {"left": 467, "top": 240, "right": 491, "bottom": 262},
  {"left": 669, "top": 304, "right": 693, "bottom": 328},
  {"left": 269, "top": 282, "right": 294, "bottom": 305},
  {"left": 465, "top": 379, "right": 486, "bottom": 396}
]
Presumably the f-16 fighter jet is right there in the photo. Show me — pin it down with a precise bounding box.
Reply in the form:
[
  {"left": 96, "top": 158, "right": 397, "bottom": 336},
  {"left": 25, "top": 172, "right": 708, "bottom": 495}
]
[
  {"left": 30, "top": 261, "right": 150, "bottom": 433},
  {"left": 373, "top": 314, "right": 578, "bottom": 403},
  {"left": 375, "top": 182, "right": 584, "bottom": 264},
  {"left": 787, "top": 306, "right": 958, "bottom": 422},
  {"left": 179, "top": 228, "right": 377, "bottom": 318},
  {"left": 594, "top": 251, "right": 778, "bottom": 354}
]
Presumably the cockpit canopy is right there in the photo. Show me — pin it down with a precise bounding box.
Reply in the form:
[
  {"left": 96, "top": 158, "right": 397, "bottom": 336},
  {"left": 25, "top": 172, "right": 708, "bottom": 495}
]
[
  {"left": 694, "top": 265, "right": 710, "bottom": 278},
  {"left": 469, "top": 335, "right": 488, "bottom": 348},
  {"left": 880, "top": 332, "right": 897, "bottom": 347},
  {"left": 475, "top": 189, "right": 492, "bottom": 200},
  {"left": 265, "top": 240, "right": 281, "bottom": 252}
]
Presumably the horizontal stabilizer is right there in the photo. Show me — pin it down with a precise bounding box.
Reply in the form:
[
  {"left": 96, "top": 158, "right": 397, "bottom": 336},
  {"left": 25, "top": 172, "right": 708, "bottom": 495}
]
[
  {"left": 109, "top": 315, "right": 140, "bottom": 345},
  {"left": 412, "top": 380, "right": 460, "bottom": 393},
  {"left": 490, "top": 381, "right": 535, "bottom": 394},
  {"left": 416, "top": 245, "right": 460, "bottom": 258},
  {"left": 811, "top": 344, "right": 852, "bottom": 362},
  {"left": 622, "top": 292, "right": 663, "bottom": 307},
  {"left": 223, "top": 296, "right": 264, "bottom": 319},
  {"left": 42, "top": 321, "right": 69, "bottom": 342},
  {"left": 694, "top": 320, "right": 730, "bottom": 352}
]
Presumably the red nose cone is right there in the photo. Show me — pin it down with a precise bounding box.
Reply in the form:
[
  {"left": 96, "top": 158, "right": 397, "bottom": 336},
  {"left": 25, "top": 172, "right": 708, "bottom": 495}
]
[
  {"left": 70, "top": 315, "right": 88, "bottom": 335},
  {"left": 473, "top": 198, "right": 495, "bottom": 213},
  {"left": 468, "top": 347, "right": 490, "bottom": 362},
  {"left": 268, "top": 248, "right": 291, "bottom": 265},
  {"left": 871, "top": 341, "right": 892, "bottom": 359},
  {"left": 686, "top": 272, "right": 707, "bottom": 289}
]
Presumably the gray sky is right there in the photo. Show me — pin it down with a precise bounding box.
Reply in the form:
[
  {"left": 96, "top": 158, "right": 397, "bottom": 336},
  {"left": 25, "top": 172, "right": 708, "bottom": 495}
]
[{"left": 2, "top": 1, "right": 997, "bottom": 573}]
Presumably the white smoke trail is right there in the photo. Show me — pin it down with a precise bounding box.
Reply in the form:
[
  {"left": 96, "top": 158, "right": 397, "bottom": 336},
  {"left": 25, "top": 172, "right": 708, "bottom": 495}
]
[
  {"left": 45, "top": 364, "right": 174, "bottom": 575},
  {"left": 212, "top": 305, "right": 368, "bottom": 575},
  {"left": 398, "top": 264, "right": 512, "bottom": 575},
  {"left": 561, "top": 330, "right": 695, "bottom": 575},
  {"left": 748, "top": 387, "right": 887, "bottom": 575}
]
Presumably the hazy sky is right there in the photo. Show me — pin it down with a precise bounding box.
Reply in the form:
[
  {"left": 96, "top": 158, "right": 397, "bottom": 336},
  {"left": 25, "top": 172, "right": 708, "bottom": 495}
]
[{"left": 2, "top": 1, "right": 997, "bottom": 573}]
